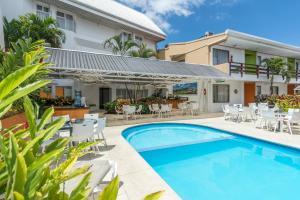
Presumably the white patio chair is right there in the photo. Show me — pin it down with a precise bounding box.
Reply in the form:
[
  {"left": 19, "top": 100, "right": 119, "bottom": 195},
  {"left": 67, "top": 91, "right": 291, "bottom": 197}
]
[
  {"left": 152, "top": 104, "right": 160, "bottom": 116},
  {"left": 228, "top": 106, "right": 240, "bottom": 121},
  {"left": 222, "top": 104, "right": 231, "bottom": 120},
  {"left": 160, "top": 104, "right": 169, "bottom": 118},
  {"left": 178, "top": 102, "right": 188, "bottom": 115},
  {"left": 63, "top": 158, "right": 117, "bottom": 198},
  {"left": 123, "top": 105, "right": 136, "bottom": 120},
  {"left": 148, "top": 104, "right": 154, "bottom": 116},
  {"left": 249, "top": 103, "right": 258, "bottom": 121},
  {"left": 135, "top": 105, "right": 143, "bottom": 116},
  {"left": 189, "top": 103, "right": 199, "bottom": 116},
  {"left": 283, "top": 111, "right": 300, "bottom": 134},
  {"left": 257, "top": 110, "right": 278, "bottom": 131},
  {"left": 70, "top": 121, "right": 99, "bottom": 152},
  {"left": 167, "top": 103, "right": 173, "bottom": 117},
  {"left": 84, "top": 114, "right": 107, "bottom": 147}
]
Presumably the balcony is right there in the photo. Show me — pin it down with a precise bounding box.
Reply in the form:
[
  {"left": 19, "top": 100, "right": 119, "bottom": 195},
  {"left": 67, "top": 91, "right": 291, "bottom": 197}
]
[{"left": 229, "top": 61, "right": 300, "bottom": 80}]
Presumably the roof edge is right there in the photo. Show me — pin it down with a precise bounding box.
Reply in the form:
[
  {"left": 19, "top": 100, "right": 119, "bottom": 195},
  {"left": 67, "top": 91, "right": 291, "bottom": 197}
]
[
  {"left": 225, "top": 29, "right": 300, "bottom": 52},
  {"left": 64, "top": 0, "right": 166, "bottom": 40}
]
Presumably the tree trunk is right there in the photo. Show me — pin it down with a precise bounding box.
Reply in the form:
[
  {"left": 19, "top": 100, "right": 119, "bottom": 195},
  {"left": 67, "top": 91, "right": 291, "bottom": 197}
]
[
  {"left": 270, "top": 75, "right": 274, "bottom": 95},
  {"left": 125, "top": 83, "right": 133, "bottom": 104}
]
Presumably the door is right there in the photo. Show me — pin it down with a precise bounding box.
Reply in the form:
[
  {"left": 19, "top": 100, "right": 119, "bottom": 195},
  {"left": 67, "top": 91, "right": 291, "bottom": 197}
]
[
  {"left": 99, "top": 88, "right": 111, "bottom": 109},
  {"left": 287, "top": 84, "right": 295, "bottom": 95},
  {"left": 244, "top": 82, "right": 255, "bottom": 106}
]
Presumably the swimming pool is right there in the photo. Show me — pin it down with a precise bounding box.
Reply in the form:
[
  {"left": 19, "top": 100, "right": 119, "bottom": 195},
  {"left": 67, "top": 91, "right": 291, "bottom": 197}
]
[{"left": 122, "top": 123, "right": 300, "bottom": 200}]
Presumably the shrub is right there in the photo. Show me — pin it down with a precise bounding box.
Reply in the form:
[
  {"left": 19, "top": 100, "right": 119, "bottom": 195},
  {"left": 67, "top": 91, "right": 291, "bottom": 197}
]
[
  {"left": 34, "top": 96, "right": 75, "bottom": 107},
  {"left": 273, "top": 95, "right": 300, "bottom": 112}
]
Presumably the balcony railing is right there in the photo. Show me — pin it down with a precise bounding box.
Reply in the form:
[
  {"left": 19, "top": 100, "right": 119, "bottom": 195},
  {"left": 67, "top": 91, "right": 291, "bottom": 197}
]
[{"left": 229, "top": 61, "right": 300, "bottom": 80}]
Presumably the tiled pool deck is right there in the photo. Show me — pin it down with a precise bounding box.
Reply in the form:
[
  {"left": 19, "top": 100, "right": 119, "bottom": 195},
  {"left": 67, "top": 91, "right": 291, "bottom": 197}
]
[{"left": 100, "top": 117, "right": 300, "bottom": 199}]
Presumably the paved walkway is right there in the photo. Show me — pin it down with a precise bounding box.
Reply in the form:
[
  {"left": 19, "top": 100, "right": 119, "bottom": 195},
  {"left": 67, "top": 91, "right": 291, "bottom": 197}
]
[
  {"left": 99, "top": 117, "right": 300, "bottom": 200},
  {"left": 105, "top": 111, "right": 223, "bottom": 126}
]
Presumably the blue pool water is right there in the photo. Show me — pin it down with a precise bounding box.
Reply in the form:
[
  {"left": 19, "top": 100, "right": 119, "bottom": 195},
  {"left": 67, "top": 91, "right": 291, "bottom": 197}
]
[{"left": 122, "top": 123, "right": 300, "bottom": 200}]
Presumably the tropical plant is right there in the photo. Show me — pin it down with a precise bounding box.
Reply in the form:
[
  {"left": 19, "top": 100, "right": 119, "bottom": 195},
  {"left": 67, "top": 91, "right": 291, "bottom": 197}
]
[
  {"left": 103, "top": 35, "right": 137, "bottom": 55},
  {"left": 0, "top": 39, "right": 50, "bottom": 116},
  {"left": 269, "top": 95, "right": 300, "bottom": 112},
  {"left": 0, "top": 41, "right": 98, "bottom": 199},
  {"left": 129, "top": 43, "right": 157, "bottom": 58},
  {"left": 3, "top": 13, "right": 65, "bottom": 48},
  {"left": 261, "top": 57, "right": 291, "bottom": 95}
]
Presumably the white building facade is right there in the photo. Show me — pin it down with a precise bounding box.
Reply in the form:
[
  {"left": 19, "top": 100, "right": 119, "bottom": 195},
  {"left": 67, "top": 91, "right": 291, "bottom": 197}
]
[{"left": 0, "top": 0, "right": 165, "bottom": 53}]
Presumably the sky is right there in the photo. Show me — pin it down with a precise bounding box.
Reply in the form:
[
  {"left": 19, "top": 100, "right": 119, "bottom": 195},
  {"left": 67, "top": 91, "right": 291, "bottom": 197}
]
[{"left": 117, "top": 0, "right": 300, "bottom": 49}]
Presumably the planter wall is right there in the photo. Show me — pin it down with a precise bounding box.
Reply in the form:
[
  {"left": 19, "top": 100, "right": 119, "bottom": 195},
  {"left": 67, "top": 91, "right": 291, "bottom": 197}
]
[
  {"left": 1, "top": 112, "right": 27, "bottom": 129},
  {"left": 53, "top": 107, "right": 90, "bottom": 119}
]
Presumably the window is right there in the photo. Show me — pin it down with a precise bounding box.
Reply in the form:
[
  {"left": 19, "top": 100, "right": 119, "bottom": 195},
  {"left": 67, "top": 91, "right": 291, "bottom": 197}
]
[
  {"left": 257, "top": 56, "right": 262, "bottom": 65},
  {"left": 56, "top": 11, "right": 75, "bottom": 31},
  {"left": 272, "top": 86, "right": 279, "bottom": 95},
  {"left": 36, "top": 4, "right": 50, "bottom": 19},
  {"left": 134, "top": 35, "right": 143, "bottom": 45},
  {"left": 256, "top": 85, "right": 262, "bottom": 95},
  {"left": 213, "top": 84, "right": 230, "bottom": 103},
  {"left": 56, "top": 86, "right": 72, "bottom": 98},
  {"left": 116, "top": 89, "right": 148, "bottom": 99},
  {"left": 120, "top": 32, "right": 132, "bottom": 42},
  {"left": 213, "top": 49, "right": 229, "bottom": 65}
]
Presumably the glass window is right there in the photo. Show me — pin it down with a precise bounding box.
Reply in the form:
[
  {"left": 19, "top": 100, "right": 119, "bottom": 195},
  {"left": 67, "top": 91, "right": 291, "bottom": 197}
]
[
  {"left": 257, "top": 56, "right": 262, "bottom": 65},
  {"left": 36, "top": 4, "right": 50, "bottom": 19},
  {"left": 56, "top": 11, "right": 75, "bottom": 31},
  {"left": 272, "top": 86, "right": 279, "bottom": 95},
  {"left": 213, "top": 49, "right": 229, "bottom": 65},
  {"left": 63, "top": 86, "right": 72, "bottom": 98},
  {"left": 134, "top": 35, "right": 143, "bottom": 45},
  {"left": 120, "top": 32, "right": 132, "bottom": 42},
  {"left": 213, "top": 84, "right": 230, "bottom": 103},
  {"left": 256, "top": 86, "right": 262, "bottom": 95},
  {"left": 116, "top": 89, "right": 148, "bottom": 99}
]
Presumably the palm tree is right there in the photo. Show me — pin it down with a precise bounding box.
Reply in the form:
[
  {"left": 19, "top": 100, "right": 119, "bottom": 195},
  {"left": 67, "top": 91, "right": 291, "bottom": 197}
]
[
  {"left": 103, "top": 35, "right": 137, "bottom": 55},
  {"left": 3, "top": 13, "right": 65, "bottom": 48},
  {"left": 129, "top": 43, "right": 157, "bottom": 58},
  {"left": 261, "top": 57, "right": 291, "bottom": 95}
]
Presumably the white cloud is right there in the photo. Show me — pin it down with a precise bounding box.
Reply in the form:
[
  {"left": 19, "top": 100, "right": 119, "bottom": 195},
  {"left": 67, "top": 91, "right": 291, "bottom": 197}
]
[
  {"left": 118, "top": 0, "right": 238, "bottom": 33},
  {"left": 117, "top": 0, "right": 205, "bottom": 32}
]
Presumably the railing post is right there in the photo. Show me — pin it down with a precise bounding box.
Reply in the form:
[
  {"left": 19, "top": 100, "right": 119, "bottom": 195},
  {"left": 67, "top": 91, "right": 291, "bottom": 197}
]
[
  {"left": 240, "top": 63, "right": 243, "bottom": 77},
  {"left": 256, "top": 65, "right": 259, "bottom": 78},
  {"left": 229, "top": 62, "right": 232, "bottom": 76},
  {"left": 296, "top": 65, "right": 298, "bottom": 81},
  {"left": 267, "top": 67, "right": 270, "bottom": 79}
]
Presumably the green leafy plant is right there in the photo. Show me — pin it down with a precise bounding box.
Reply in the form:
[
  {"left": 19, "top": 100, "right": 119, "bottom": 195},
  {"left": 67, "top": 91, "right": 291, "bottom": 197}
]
[
  {"left": 3, "top": 13, "right": 65, "bottom": 48},
  {"left": 270, "top": 95, "right": 300, "bottom": 112},
  {"left": 129, "top": 43, "right": 157, "bottom": 58},
  {"left": 98, "top": 176, "right": 164, "bottom": 200},
  {"left": 0, "top": 39, "right": 51, "bottom": 117},
  {"left": 261, "top": 57, "right": 291, "bottom": 95},
  {"left": 0, "top": 42, "right": 97, "bottom": 199},
  {"left": 104, "top": 35, "right": 137, "bottom": 55}
]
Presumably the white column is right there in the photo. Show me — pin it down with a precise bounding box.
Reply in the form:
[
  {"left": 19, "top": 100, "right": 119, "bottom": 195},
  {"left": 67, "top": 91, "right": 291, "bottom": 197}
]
[{"left": 0, "top": 6, "right": 4, "bottom": 48}]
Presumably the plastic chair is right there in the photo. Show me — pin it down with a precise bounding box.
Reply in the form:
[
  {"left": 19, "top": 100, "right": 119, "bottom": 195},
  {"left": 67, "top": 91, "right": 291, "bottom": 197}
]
[{"left": 71, "top": 121, "right": 98, "bottom": 152}]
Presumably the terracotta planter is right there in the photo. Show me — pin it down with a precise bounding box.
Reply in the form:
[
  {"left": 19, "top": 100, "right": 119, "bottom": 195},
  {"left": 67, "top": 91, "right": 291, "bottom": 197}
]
[
  {"left": 53, "top": 107, "right": 90, "bottom": 119},
  {"left": 1, "top": 112, "right": 27, "bottom": 129}
]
